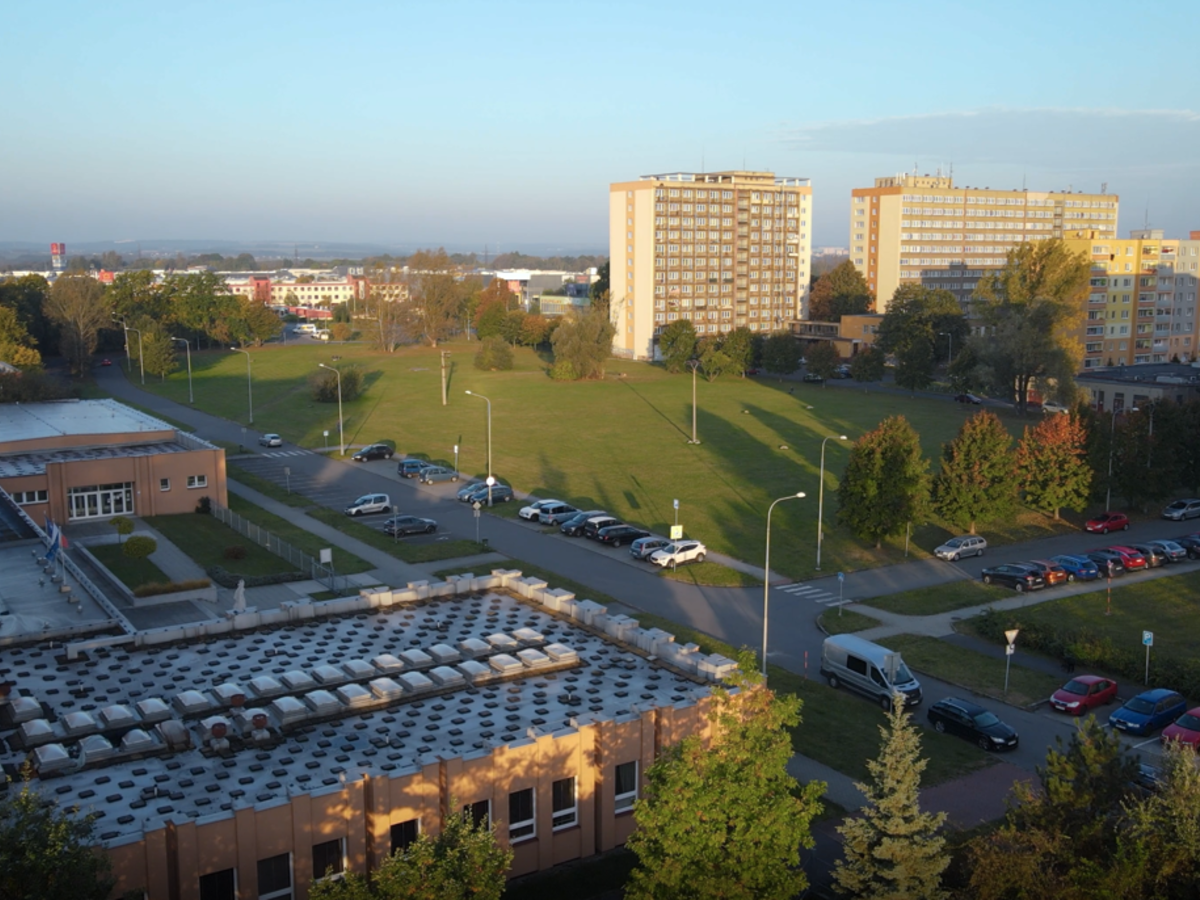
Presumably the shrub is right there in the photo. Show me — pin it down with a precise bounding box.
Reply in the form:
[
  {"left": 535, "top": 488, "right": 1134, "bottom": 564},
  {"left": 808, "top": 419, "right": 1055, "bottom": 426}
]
[
  {"left": 308, "top": 364, "right": 363, "bottom": 402},
  {"left": 223, "top": 545, "right": 248, "bottom": 560},
  {"left": 109, "top": 515, "right": 133, "bottom": 544},
  {"left": 123, "top": 535, "right": 157, "bottom": 560},
  {"left": 195, "top": 495, "right": 212, "bottom": 515},
  {"left": 549, "top": 359, "right": 578, "bottom": 381},
  {"left": 205, "top": 565, "right": 307, "bottom": 589},
  {"left": 132, "top": 579, "right": 212, "bottom": 598},
  {"left": 473, "top": 337, "right": 513, "bottom": 371}
]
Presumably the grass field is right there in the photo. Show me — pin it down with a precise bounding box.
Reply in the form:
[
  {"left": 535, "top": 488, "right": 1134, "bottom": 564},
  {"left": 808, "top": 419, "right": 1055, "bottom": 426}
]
[
  {"left": 225, "top": 494, "right": 372, "bottom": 574},
  {"left": 886, "top": 634, "right": 1063, "bottom": 708},
  {"left": 228, "top": 464, "right": 313, "bottom": 508},
  {"left": 145, "top": 512, "right": 300, "bottom": 577},
  {"left": 864, "top": 580, "right": 1012, "bottom": 616},
  {"left": 305, "top": 508, "right": 483, "bottom": 564},
  {"left": 88, "top": 543, "right": 171, "bottom": 590},
  {"left": 132, "top": 340, "right": 1077, "bottom": 579},
  {"left": 660, "top": 561, "right": 761, "bottom": 587},
  {"left": 818, "top": 608, "right": 882, "bottom": 635}
]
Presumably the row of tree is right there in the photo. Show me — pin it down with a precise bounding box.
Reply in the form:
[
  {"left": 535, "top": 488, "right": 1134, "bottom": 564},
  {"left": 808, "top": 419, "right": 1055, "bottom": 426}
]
[{"left": 657, "top": 320, "right": 803, "bottom": 381}]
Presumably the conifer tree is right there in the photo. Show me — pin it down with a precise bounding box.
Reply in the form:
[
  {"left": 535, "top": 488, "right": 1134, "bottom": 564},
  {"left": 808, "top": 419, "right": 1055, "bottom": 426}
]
[
  {"left": 933, "top": 410, "right": 1018, "bottom": 534},
  {"left": 1016, "top": 413, "right": 1092, "bottom": 520},
  {"left": 834, "top": 699, "right": 949, "bottom": 900},
  {"left": 837, "top": 415, "right": 931, "bottom": 549}
]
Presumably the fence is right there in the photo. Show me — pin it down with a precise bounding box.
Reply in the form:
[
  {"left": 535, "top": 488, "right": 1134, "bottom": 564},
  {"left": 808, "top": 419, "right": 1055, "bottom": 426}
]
[{"left": 210, "top": 503, "right": 351, "bottom": 594}]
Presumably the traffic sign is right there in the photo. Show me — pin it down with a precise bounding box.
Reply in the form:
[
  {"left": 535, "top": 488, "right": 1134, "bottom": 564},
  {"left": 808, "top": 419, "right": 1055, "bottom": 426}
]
[
  {"left": 1005, "top": 644, "right": 1015, "bottom": 656},
  {"left": 472, "top": 501, "right": 482, "bottom": 511},
  {"left": 1143, "top": 630, "right": 1154, "bottom": 647},
  {"left": 670, "top": 525, "right": 683, "bottom": 540},
  {"left": 837, "top": 571, "right": 844, "bottom": 583}
]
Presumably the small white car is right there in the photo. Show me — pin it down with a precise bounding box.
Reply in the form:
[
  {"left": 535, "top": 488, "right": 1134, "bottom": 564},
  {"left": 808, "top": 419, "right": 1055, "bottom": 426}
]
[
  {"left": 518, "top": 499, "right": 566, "bottom": 522},
  {"left": 934, "top": 535, "right": 987, "bottom": 561},
  {"left": 649, "top": 540, "right": 707, "bottom": 568},
  {"left": 1041, "top": 400, "right": 1070, "bottom": 414},
  {"left": 344, "top": 493, "right": 391, "bottom": 516},
  {"left": 258, "top": 433, "right": 283, "bottom": 447}
]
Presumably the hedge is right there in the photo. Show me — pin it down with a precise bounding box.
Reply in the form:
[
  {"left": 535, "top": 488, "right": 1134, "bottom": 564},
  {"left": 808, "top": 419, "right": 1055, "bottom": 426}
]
[
  {"left": 132, "top": 578, "right": 213, "bottom": 598},
  {"left": 205, "top": 566, "right": 308, "bottom": 589}
]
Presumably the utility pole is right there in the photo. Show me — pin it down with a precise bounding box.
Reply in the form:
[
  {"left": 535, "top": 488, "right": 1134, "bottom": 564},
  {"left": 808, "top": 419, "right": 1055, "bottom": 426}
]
[{"left": 440, "top": 351, "right": 450, "bottom": 406}]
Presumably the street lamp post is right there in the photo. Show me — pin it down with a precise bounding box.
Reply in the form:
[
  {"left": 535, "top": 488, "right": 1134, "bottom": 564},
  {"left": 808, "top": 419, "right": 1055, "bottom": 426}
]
[
  {"left": 453, "top": 444, "right": 459, "bottom": 478},
  {"left": 465, "top": 391, "right": 493, "bottom": 506},
  {"left": 939, "top": 331, "right": 953, "bottom": 365},
  {"left": 1004, "top": 628, "right": 1020, "bottom": 694},
  {"left": 816, "top": 434, "right": 848, "bottom": 571},
  {"left": 112, "top": 316, "right": 132, "bottom": 373},
  {"left": 687, "top": 359, "right": 701, "bottom": 444},
  {"left": 318, "top": 364, "right": 344, "bottom": 455},
  {"left": 128, "top": 327, "right": 145, "bottom": 385},
  {"left": 762, "top": 492, "right": 806, "bottom": 679},
  {"left": 230, "top": 346, "right": 253, "bottom": 425},
  {"left": 1104, "top": 405, "right": 1137, "bottom": 512},
  {"left": 171, "top": 336, "right": 193, "bottom": 404}
]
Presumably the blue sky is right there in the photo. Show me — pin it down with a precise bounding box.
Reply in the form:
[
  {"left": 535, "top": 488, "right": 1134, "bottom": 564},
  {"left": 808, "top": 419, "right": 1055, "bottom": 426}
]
[{"left": 2, "top": 0, "right": 1197, "bottom": 253}]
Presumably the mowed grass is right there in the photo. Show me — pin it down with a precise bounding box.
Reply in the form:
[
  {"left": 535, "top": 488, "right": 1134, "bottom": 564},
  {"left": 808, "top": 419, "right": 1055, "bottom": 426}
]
[
  {"left": 865, "top": 580, "right": 1013, "bottom": 616},
  {"left": 145, "top": 513, "right": 299, "bottom": 577},
  {"left": 886, "top": 634, "right": 1063, "bottom": 708},
  {"left": 88, "top": 543, "right": 171, "bottom": 590},
  {"left": 305, "top": 508, "right": 483, "bottom": 564},
  {"left": 228, "top": 464, "right": 313, "bottom": 508},
  {"left": 660, "top": 561, "right": 761, "bottom": 587},
  {"left": 226, "top": 494, "right": 373, "bottom": 574},
  {"left": 134, "top": 340, "right": 1075, "bottom": 579},
  {"left": 818, "top": 608, "right": 882, "bottom": 635}
]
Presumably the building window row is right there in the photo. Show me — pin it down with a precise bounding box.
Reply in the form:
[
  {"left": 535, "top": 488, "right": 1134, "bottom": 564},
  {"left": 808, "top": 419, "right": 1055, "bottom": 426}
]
[{"left": 12, "top": 489, "right": 48, "bottom": 505}]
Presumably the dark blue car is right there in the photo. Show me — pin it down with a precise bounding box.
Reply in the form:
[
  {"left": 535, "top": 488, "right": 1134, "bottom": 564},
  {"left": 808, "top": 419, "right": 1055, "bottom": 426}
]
[
  {"left": 1050, "top": 554, "right": 1101, "bottom": 582},
  {"left": 1109, "top": 689, "right": 1188, "bottom": 736}
]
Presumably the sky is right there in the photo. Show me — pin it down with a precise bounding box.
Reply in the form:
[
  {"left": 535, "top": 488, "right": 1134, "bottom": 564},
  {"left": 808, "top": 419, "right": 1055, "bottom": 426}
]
[{"left": 2, "top": 0, "right": 1198, "bottom": 254}]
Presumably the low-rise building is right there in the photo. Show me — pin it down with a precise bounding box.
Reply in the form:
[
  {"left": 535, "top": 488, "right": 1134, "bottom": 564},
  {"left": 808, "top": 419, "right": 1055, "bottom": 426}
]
[{"left": 1075, "top": 361, "right": 1200, "bottom": 411}]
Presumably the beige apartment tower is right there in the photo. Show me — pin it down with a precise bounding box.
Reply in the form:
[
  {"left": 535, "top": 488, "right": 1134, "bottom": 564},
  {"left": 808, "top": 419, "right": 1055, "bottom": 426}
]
[
  {"left": 610, "top": 171, "right": 813, "bottom": 360},
  {"left": 849, "top": 174, "right": 1118, "bottom": 310}
]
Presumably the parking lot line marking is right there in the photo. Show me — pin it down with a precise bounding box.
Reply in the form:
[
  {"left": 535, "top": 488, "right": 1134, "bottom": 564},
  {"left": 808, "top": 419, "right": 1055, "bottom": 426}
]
[{"left": 1131, "top": 737, "right": 1160, "bottom": 750}]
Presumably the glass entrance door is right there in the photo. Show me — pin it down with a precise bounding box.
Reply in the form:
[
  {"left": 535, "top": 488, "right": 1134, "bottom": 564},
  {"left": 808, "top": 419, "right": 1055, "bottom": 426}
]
[{"left": 66, "top": 483, "right": 134, "bottom": 520}]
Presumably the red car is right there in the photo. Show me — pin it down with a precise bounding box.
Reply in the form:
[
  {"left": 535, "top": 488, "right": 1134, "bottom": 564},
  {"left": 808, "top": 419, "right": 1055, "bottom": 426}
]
[
  {"left": 100, "top": 358, "right": 112, "bottom": 366},
  {"left": 1086, "top": 512, "right": 1130, "bottom": 534},
  {"left": 1162, "top": 707, "right": 1200, "bottom": 747},
  {"left": 1107, "top": 545, "right": 1148, "bottom": 570},
  {"left": 1050, "top": 675, "right": 1119, "bottom": 715},
  {"left": 1025, "top": 559, "right": 1068, "bottom": 586}
]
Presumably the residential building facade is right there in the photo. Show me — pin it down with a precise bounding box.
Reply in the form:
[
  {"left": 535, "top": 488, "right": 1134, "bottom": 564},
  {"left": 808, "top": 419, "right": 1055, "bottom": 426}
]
[
  {"left": 849, "top": 174, "right": 1119, "bottom": 310},
  {"left": 610, "top": 171, "right": 813, "bottom": 360}
]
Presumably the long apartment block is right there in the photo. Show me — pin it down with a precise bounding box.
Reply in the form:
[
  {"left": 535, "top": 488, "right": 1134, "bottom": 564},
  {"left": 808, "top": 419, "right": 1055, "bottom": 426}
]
[
  {"left": 850, "top": 174, "right": 1119, "bottom": 309},
  {"left": 610, "top": 171, "right": 812, "bottom": 360}
]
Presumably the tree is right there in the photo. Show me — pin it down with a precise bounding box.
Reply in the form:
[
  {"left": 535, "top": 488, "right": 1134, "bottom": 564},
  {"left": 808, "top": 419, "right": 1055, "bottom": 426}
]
[
  {"left": 168, "top": 272, "right": 240, "bottom": 348},
  {"left": 875, "top": 284, "right": 967, "bottom": 367},
  {"left": 1122, "top": 738, "right": 1200, "bottom": 900},
  {"left": 137, "top": 319, "right": 177, "bottom": 381},
  {"left": 721, "top": 327, "right": 755, "bottom": 375},
  {"left": 1017, "top": 414, "right": 1092, "bottom": 520},
  {"left": 403, "top": 248, "right": 463, "bottom": 347},
  {"left": 657, "top": 319, "right": 697, "bottom": 373},
  {"left": 805, "top": 341, "right": 841, "bottom": 383},
  {"left": 518, "top": 314, "right": 551, "bottom": 347},
  {"left": 0, "top": 306, "right": 41, "bottom": 369},
  {"left": 473, "top": 337, "right": 513, "bottom": 371},
  {"left": 932, "top": 410, "right": 1019, "bottom": 534},
  {"left": 850, "top": 346, "right": 886, "bottom": 383},
  {"left": 110, "top": 515, "right": 133, "bottom": 545},
  {"left": 808, "top": 260, "right": 874, "bottom": 322},
  {"left": 834, "top": 699, "right": 949, "bottom": 900},
  {"left": 626, "top": 651, "right": 824, "bottom": 900},
  {"left": 329, "top": 322, "right": 353, "bottom": 342},
  {"left": 309, "top": 365, "right": 363, "bottom": 402},
  {"left": 837, "top": 416, "right": 931, "bottom": 549},
  {"left": 966, "top": 240, "right": 1091, "bottom": 416},
  {"left": 549, "top": 308, "right": 615, "bottom": 381},
  {"left": 236, "top": 299, "right": 281, "bottom": 346},
  {"left": 499, "top": 310, "right": 526, "bottom": 345},
  {"left": 108, "top": 270, "right": 171, "bottom": 324},
  {"left": 0, "top": 274, "right": 54, "bottom": 351},
  {"left": 0, "top": 772, "right": 115, "bottom": 900},
  {"left": 475, "top": 277, "right": 518, "bottom": 316},
  {"left": 697, "top": 336, "right": 736, "bottom": 381},
  {"left": 590, "top": 260, "right": 610, "bottom": 306},
  {"left": 44, "top": 275, "right": 111, "bottom": 375},
  {"left": 893, "top": 337, "right": 935, "bottom": 393},
  {"left": 364, "top": 286, "right": 406, "bottom": 353},
  {"left": 474, "top": 301, "right": 507, "bottom": 340},
  {"left": 761, "top": 332, "right": 801, "bottom": 376},
  {"left": 309, "top": 802, "right": 511, "bottom": 900}
]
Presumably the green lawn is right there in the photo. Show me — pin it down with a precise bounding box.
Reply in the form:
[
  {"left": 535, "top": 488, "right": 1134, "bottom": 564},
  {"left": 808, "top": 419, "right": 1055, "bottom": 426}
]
[
  {"left": 818, "top": 608, "right": 882, "bottom": 635},
  {"left": 88, "top": 543, "right": 171, "bottom": 590},
  {"left": 226, "top": 494, "right": 372, "bottom": 574},
  {"left": 132, "top": 340, "right": 1077, "bottom": 579},
  {"left": 228, "top": 464, "right": 312, "bottom": 508},
  {"left": 864, "top": 580, "right": 1012, "bottom": 616},
  {"left": 886, "top": 634, "right": 1063, "bottom": 708},
  {"left": 145, "top": 512, "right": 300, "bottom": 577},
  {"left": 660, "top": 561, "right": 762, "bottom": 587},
  {"left": 305, "top": 508, "right": 483, "bottom": 564}
]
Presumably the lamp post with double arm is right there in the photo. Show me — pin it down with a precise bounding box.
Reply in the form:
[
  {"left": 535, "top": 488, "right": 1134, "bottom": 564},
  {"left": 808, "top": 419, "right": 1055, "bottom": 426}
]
[
  {"left": 762, "top": 492, "right": 806, "bottom": 679},
  {"left": 816, "top": 434, "right": 848, "bottom": 571},
  {"left": 230, "top": 346, "right": 253, "bottom": 425},
  {"left": 465, "top": 391, "right": 493, "bottom": 506},
  {"left": 171, "top": 337, "right": 193, "bottom": 404}
]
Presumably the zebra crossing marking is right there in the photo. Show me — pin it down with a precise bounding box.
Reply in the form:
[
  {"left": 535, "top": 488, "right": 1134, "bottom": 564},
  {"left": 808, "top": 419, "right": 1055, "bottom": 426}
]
[
  {"left": 261, "top": 449, "right": 312, "bottom": 458},
  {"left": 773, "top": 582, "right": 850, "bottom": 606}
]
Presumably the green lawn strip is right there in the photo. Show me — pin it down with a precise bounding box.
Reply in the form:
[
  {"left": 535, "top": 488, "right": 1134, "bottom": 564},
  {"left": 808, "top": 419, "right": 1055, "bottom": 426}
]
[
  {"left": 885, "top": 634, "right": 1062, "bottom": 708},
  {"left": 502, "top": 849, "right": 635, "bottom": 900},
  {"left": 225, "top": 494, "right": 372, "bottom": 575},
  {"left": 87, "top": 543, "right": 172, "bottom": 590},
  {"left": 228, "top": 464, "right": 313, "bottom": 508},
  {"left": 864, "top": 580, "right": 1013, "bottom": 616},
  {"left": 304, "top": 508, "right": 484, "bottom": 564},
  {"left": 818, "top": 608, "right": 882, "bottom": 635},
  {"left": 144, "top": 513, "right": 300, "bottom": 577},
  {"left": 659, "top": 561, "right": 761, "bottom": 587}
]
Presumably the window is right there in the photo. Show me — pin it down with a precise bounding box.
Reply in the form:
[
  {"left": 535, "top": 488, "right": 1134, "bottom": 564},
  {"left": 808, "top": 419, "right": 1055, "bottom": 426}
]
[
  {"left": 509, "top": 788, "right": 535, "bottom": 842},
  {"left": 615, "top": 761, "right": 638, "bottom": 812},
  {"left": 552, "top": 777, "right": 577, "bottom": 830},
  {"left": 465, "top": 799, "right": 490, "bottom": 829},
  {"left": 187, "top": 475, "right": 208, "bottom": 489},
  {"left": 312, "top": 838, "right": 345, "bottom": 880},
  {"left": 13, "top": 489, "right": 48, "bottom": 505},
  {"left": 257, "top": 854, "right": 292, "bottom": 900},
  {"left": 199, "top": 869, "right": 237, "bottom": 900},
  {"left": 159, "top": 478, "right": 170, "bottom": 492},
  {"left": 391, "top": 819, "right": 419, "bottom": 855}
]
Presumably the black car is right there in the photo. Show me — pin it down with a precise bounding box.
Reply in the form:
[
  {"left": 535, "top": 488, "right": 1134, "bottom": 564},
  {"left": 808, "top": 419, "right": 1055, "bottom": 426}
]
[
  {"left": 1173, "top": 534, "right": 1200, "bottom": 558},
  {"left": 398, "top": 458, "right": 433, "bottom": 478},
  {"left": 561, "top": 512, "right": 606, "bottom": 536},
  {"left": 954, "top": 393, "right": 983, "bottom": 404},
  {"left": 382, "top": 515, "right": 437, "bottom": 536},
  {"left": 582, "top": 517, "right": 622, "bottom": 540},
  {"left": 802, "top": 372, "right": 824, "bottom": 384},
  {"left": 980, "top": 563, "right": 1045, "bottom": 592},
  {"left": 595, "top": 524, "right": 651, "bottom": 547},
  {"left": 352, "top": 443, "right": 394, "bottom": 462},
  {"left": 927, "top": 697, "right": 1019, "bottom": 751},
  {"left": 1084, "top": 549, "right": 1126, "bottom": 577}
]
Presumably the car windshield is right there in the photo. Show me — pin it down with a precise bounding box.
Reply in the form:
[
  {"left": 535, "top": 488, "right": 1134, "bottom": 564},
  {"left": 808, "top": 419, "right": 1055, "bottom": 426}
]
[
  {"left": 1061, "top": 680, "right": 1089, "bottom": 696},
  {"left": 1175, "top": 714, "right": 1200, "bottom": 731},
  {"left": 1125, "top": 698, "right": 1156, "bottom": 715},
  {"left": 1159, "top": 541, "right": 1183, "bottom": 552},
  {"left": 1168, "top": 502, "right": 1187, "bottom": 510},
  {"left": 972, "top": 711, "right": 1001, "bottom": 728},
  {"left": 945, "top": 538, "right": 964, "bottom": 548},
  {"left": 891, "top": 663, "right": 914, "bottom": 683}
]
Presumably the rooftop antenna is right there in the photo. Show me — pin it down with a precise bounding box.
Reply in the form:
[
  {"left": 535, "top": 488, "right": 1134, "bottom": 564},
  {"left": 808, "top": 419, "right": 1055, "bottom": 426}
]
[
  {"left": 1101, "top": 182, "right": 1108, "bottom": 195},
  {"left": 1022, "top": 172, "right": 1026, "bottom": 191},
  {"left": 1144, "top": 203, "right": 1150, "bottom": 230}
]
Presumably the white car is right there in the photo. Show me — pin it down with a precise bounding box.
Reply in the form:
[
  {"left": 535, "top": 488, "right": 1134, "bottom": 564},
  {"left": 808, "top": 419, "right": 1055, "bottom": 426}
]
[
  {"left": 344, "top": 493, "right": 391, "bottom": 516},
  {"left": 258, "top": 433, "right": 283, "bottom": 447},
  {"left": 1041, "top": 400, "right": 1070, "bottom": 414},
  {"left": 649, "top": 540, "right": 707, "bottom": 568},
  {"left": 934, "top": 535, "right": 987, "bottom": 561},
  {"left": 518, "top": 499, "right": 565, "bottom": 521}
]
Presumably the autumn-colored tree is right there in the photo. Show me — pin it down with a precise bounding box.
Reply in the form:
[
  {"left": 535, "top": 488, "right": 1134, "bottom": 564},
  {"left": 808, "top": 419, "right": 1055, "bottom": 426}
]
[
  {"left": 838, "top": 416, "right": 931, "bottom": 548},
  {"left": 1017, "top": 414, "right": 1092, "bottom": 519},
  {"left": 45, "top": 275, "right": 111, "bottom": 375},
  {"left": 549, "top": 308, "right": 614, "bottom": 381},
  {"left": 519, "top": 314, "right": 551, "bottom": 347},
  {"left": 403, "top": 248, "right": 463, "bottom": 347},
  {"left": 0, "top": 306, "right": 41, "bottom": 369},
  {"left": 808, "top": 260, "right": 874, "bottom": 322},
  {"left": 933, "top": 410, "right": 1019, "bottom": 534}
]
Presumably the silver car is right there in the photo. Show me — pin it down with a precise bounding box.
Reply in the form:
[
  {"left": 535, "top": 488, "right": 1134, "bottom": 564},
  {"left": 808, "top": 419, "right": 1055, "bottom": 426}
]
[
  {"left": 630, "top": 536, "right": 671, "bottom": 560},
  {"left": 420, "top": 466, "right": 459, "bottom": 484},
  {"left": 934, "top": 535, "right": 987, "bottom": 561},
  {"left": 1162, "top": 499, "right": 1200, "bottom": 521}
]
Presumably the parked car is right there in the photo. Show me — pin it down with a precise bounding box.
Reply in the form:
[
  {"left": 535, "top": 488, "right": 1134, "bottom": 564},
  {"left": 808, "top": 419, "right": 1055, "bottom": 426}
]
[
  {"left": 518, "top": 499, "right": 566, "bottom": 522},
  {"left": 457, "top": 482, "right": 484, "bottom": 500},
  {"left": 1041, "top": 400, "right": 1070, "bottom": 414},
  {"left": 821, "top": 634, "right": 923, "bottom": 710},
  {"left": 582, "top": 517, "right": 622, "bottom": 540},
  {"left": 595, "top": 524, "right": 651, "bottom": 547},
  {"left": 630, "top": 536, "right": 671, "bottom": 560},
  {"left": 834, "top": 364, "right": 853, "bottom": 379},
  {"left": 802, "top": 372, "right": 824, "bottom": 384},
  {"left": 1086, "top": 511, "right": 1130, "bottom": 534},
  {"left": 382, "top": 515, "right": 437, "bottom": 536},
  {"left": 1144, "top": 539, "right": 1189, "bottom": 563},
  {"left": 934, "top": 535, "right": 987, "bottom": 561},
  {"left": 1129, "top": 543, "right": 1169, "bottom": 568},
  {"left": 539, "top": 503, "right": 582, "bottom": 526},
  {"left": 420, "top": 466, "right": 459, "bottom": 484},
  {"left": 1106, "top": 545, "right": 1148, "bottom": 571},
  {"left": 927, "top": 697, "right": 1019, "bottom": 751},
  {"left": 259, "top": 433, "right": 283, "bottom": 447},
  {"left": 554, "top": 509, "right": 605, "bottom": 530},
  {"left": 351, "top": 443, "right": 394, "bottom": 462},
  {"left": 953, "top": 393, "right": 983, "bottom": 404},
  {"left": 458, "top": 482, "right": 512, "bottom": 503},
  {"left": 1161, "top": 707, "right": 1200, "bottom": 748},
  {"left": 399, "top": 458, "right": 434, "bottom": 478},
  {"left": 1050, "top": 554, "right": 1101, "bottom": 582},
  {"left": 649, "top": 540, "right": 708, "bottom": 567},
  {"left": 1172, "top": 533, "right": 1200, "bottom": 558},
  {"left": 1024, "top": 559, "right": 1069, "bottom": 586},
  {"left": 561, "top": 512, "right": 608, "bottom": 537},
  {"left": 344, "top": 493, "right": 390, "bottom": 516},
  {"left": 100, "top": 358, "right": 112, "bottom": 367},
  {"left": 1110, "top": 689, "right": 1188, "bottom": 736},
  {"left": 980, "top": 563, "right": 1045, "bottom": 592},
  {"left": 1050, "top": 675, "right": 1119, "bottom": 715},
  {"left": 1084, "top": 549, "right": 1126, "bottom": 577},
  {"left": 1162, "top": 498, "right": 1200, "bottom": 521}
]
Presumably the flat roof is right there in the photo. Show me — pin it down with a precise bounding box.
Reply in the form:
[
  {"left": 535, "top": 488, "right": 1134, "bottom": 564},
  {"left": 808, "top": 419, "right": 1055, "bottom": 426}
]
[
  {"left": 0, "top": 399, "right": 177, "bottom": 444},
  {"left": 0, "top": 441, "right": 196, "bottom": 478},
  {"left": 2, "top": 591, "right": 712, "bottom": 845},
  {"left": 1077, "top": 363, "right": 1200, "bottom": 385}
]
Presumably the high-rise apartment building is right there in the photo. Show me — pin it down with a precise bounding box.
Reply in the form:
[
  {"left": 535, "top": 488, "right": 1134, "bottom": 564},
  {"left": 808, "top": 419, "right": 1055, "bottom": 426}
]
[
  {"left": 609, "top": 171, "right": 812, "bottom": 360},
  {"left": 849, "top": 174, "right": 1118, "bottom": 310},
  {"left": 1064, "top": 229, "right": 1200, "bottom": 369}
]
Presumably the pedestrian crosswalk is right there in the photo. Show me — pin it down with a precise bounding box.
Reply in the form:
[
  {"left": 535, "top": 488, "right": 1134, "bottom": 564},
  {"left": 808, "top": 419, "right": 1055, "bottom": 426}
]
[
  {"left": 260, "top": 449, "right": 312, "bottom": 458},
  {"left": 774, "top": 582, "right": 849, "bottom": 606}
]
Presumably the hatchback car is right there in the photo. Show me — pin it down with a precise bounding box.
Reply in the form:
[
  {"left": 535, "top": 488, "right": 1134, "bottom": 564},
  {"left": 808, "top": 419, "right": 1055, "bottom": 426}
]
[
  {"left": 1162, "top": 498, "right": 1200, "bottom": 521},
  {"left": 1086, "top": 511, "right": 1130, "bottom": 534},
  {"left": 561, "top": 512, "right": 607, "bottom": 537},
  {"left": 459, "top": 482, "right": 513, "bottom": 504},
  {"left": 802, "top": 372, "right": 824, "bottom": 384},
  {"left": 581, "top": 517, "right": 622, "bottom": 540},
  {"left": 953, "top": 393, "right": 983, "bottom": 404},
  {"left": 1161, "top": 707, "right": 1200, "bottom": 748},
  {"left": 934, "top": 535, "right": 987, "bottom": 561},
  {"left": 650, "top": 540, "right": 708, "bottom": 567},
  {"left": 1129, "top": 543, "right": 1168, "bottom": 568},
  {"left": 351, "top": 443, "right": 394, "bottom": 462},
  {"left": 1106, "top": 545, "right": 1147, "bottom": 571},
  {"left": 420, "top": 466, "right": 459, "bottom": 484},
  {"left": 1110, "top": 689, "right": 1188, "bottom": 736},
  {"left": 927, "top": 697, "right": 1019, "bottom": 751},
  {"left": 1145, "top": 539, "right": 1188, "bottom": 563},
  {"left": 1084, "top": 549, "right": 1126, "bottom": 577},
  {"left": 382, "top": 515, "right": 437, "bottom": 536},
  {"left": 630, "top": 536, "right": 671, "bottom": 560},
  {"left": 595, "top": 524, "right": 651, "bottom": 547},
  {"left": 258, "top": 433, "right": 283, "bottom": 447},
  {"left": 1050, "top": 554, "right": 1101, "bottom": 582},
  {"left": 1172, "top": 534, "right": 1200, "bottom": 558},
  {"left": 398, "top": 458, "right": 433, "bottom": 478},
  {"left": 539, "top": 504, "right": 582, "bottom": 526},
  {"left": 1050, "top": 675, "right": 1119, "bottom": 715},
  {"left": 1041, "top": 400, "right": 1070, "bottom": 414},
  {"left": 980, "top": 563, "right": 1044, "bottom": 592},
  {"left": 344, "top": 493, "right": 390, "bottom": 516},
  {"left": 1024, "top": 559, "right": 1068, "bottom": 586},
  {"left": 518, "top": 499, "right": 566, "bottom": 522}
]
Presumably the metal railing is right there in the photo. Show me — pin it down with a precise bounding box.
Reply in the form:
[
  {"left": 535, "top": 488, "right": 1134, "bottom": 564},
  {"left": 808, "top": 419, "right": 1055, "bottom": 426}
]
[{"left": 210, "top": 503, "right": 350, "bottom": 593}]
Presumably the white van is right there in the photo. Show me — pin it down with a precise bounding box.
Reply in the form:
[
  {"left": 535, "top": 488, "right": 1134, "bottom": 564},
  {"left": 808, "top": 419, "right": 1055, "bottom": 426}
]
[
  {"left": 295, "top": 323, "right": 317, "bottom": 334},
  {"left": 820, "top": 634, "right": 922, "bottom": 710},
  {"left": 344, "top": 493, "right": 390, "bottom": 516}
]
